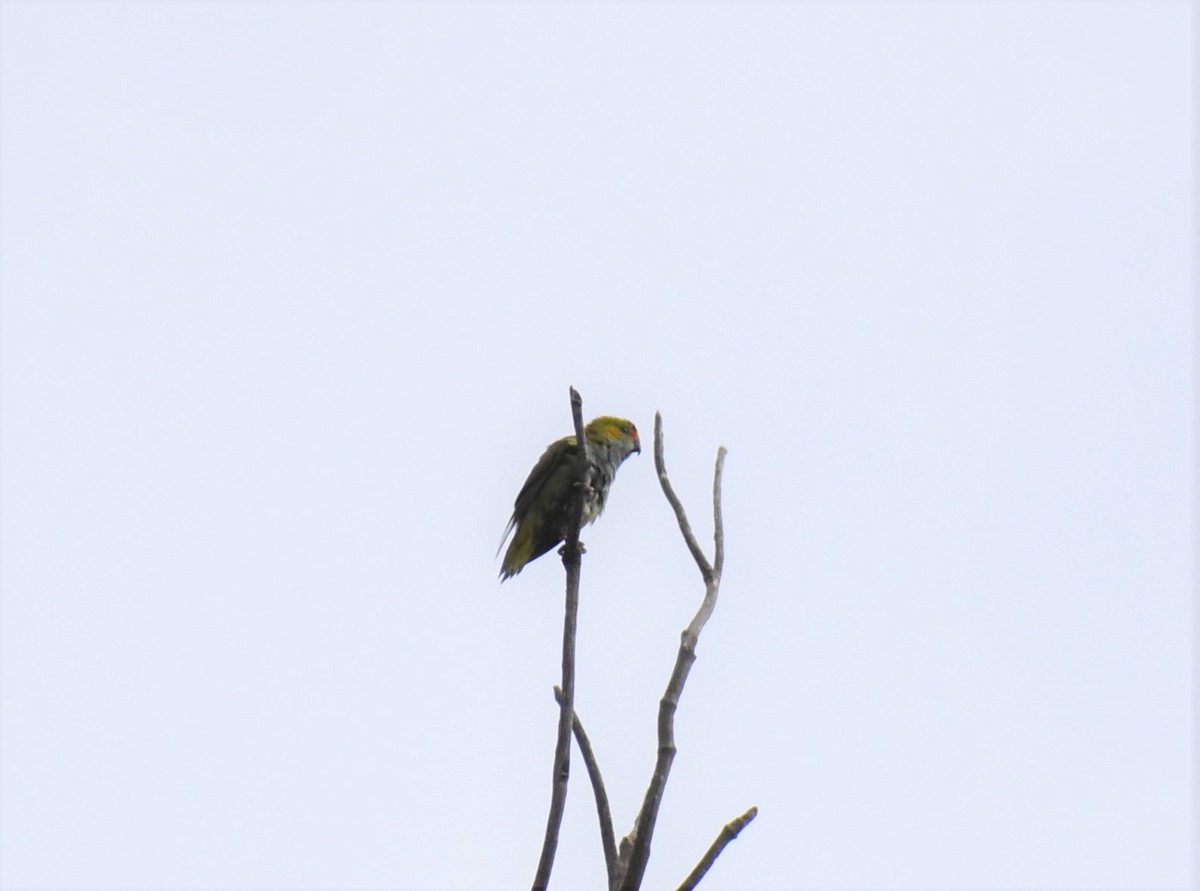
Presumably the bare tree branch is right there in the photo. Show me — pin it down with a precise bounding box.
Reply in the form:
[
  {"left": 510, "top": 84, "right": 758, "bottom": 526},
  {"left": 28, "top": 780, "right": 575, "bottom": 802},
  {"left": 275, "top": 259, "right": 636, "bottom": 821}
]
[
  {"left": 681, "top": 446, "right": 725, "bottom": 650},
  {"left": 616, "top": 413, "right": 728, "bottom": 891},
  {"left": 531, "top": 387, "right": 589, "bottom": 891},
  {"left": 675, "top": 806, "right": 758, "bottom": 891},
  {"left": 554, "top": 685, "right": 618, "bottom": 886},
  {"left": 652, "top": 413, "right": 713, "bottom": 582},
  {"left": 711, "top": 446, "right": 726, "bottom": 580},
  {"left": 569, "top": 386, "right": 587, "bottom": 459}
]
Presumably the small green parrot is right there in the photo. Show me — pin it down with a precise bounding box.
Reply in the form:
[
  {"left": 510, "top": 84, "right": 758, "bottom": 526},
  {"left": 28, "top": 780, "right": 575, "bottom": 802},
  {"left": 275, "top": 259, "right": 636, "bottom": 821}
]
[{"left": 499, "top": 416, "right": 641, "bottom": 580}]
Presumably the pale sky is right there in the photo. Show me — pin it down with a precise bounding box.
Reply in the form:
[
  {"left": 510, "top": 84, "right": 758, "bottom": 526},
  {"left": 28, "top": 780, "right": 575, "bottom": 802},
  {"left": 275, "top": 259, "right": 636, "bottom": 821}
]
[{"left": 0, "top": 2, "right": 1192, "bottom": 890}]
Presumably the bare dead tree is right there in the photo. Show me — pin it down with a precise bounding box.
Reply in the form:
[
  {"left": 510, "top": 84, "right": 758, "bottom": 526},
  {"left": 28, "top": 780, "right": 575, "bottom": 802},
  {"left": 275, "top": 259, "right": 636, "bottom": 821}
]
[{"left": 530, "top": 400, "right": 754, "bottom": 890}]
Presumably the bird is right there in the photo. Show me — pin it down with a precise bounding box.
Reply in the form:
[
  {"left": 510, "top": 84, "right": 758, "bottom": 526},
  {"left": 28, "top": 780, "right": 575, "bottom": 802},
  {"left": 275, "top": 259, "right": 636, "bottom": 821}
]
[{"left": 499, "top": 416, "right": 641, "bottom": 580}]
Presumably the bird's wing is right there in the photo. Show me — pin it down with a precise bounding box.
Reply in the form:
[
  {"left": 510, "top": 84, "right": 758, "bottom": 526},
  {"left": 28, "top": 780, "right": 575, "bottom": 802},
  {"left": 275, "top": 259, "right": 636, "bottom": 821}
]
[
  {"left": 513, "top": 435, "right": 577, "bottom": 518},
  {"left": 495, "top": 435, "right": 577, "bottom": 551}
]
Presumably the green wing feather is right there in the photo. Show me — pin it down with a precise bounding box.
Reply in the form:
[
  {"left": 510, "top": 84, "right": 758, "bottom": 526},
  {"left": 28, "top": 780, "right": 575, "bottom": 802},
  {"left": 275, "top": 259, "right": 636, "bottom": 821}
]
[
  {"left": 512, "top": 436, "right": 577, "bottom": 521},
  {"left": 498, "top": 436, "right": 581, "bottom": 579}
]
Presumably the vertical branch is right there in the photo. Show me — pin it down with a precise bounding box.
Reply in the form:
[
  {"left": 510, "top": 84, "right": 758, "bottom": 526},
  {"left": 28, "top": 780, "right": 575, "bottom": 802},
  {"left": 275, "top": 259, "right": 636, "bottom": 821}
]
[
  {"left": 531, "top": 387, "right": 589, "bottom": 891},
  {"left": 568, "top": 387, "right": 586, "bottom": 457},
  {"left": 617, "top": 414, "right": 728, "bottom": 891},
  {"left": 712, "top": 447, "right": 725, "bottom": 580},
  {"left": 682, "top": 447, "right": 725, "bottom": 648}
]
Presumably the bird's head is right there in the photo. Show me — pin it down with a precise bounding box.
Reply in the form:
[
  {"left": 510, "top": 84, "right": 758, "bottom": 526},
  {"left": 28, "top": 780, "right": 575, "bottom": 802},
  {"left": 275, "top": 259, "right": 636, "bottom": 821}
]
[{"left": 585, "top": 416, "right": 641, "bottom": 460}]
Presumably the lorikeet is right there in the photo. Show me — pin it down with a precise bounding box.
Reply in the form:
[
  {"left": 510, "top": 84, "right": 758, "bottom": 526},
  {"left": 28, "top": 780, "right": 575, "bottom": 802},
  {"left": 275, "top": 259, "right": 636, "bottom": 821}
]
[{"left": 499, "top": 416, "right": 640, "bottom": 580}]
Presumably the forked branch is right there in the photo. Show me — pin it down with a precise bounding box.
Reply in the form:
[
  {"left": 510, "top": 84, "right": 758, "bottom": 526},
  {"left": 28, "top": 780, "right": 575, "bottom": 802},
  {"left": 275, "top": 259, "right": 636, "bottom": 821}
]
[
  {"left": 615, "top": 413, "right": 740, "bottom": 891},
  {"left": 554, "top": 685, "right": 618, "bottom": 885}
]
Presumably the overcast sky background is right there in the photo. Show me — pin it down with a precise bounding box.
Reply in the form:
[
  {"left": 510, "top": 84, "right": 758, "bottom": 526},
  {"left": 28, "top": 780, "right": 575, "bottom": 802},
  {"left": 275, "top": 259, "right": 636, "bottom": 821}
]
[{"left": 0, "top": 2, "right": 1193, "bottom": 890}]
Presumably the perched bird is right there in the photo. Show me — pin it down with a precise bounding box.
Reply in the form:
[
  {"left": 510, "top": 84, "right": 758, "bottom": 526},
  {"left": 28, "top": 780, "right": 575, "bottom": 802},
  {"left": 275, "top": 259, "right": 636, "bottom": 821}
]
[{"left": 499, "top": 416, "right": 641, "bottom": 580}]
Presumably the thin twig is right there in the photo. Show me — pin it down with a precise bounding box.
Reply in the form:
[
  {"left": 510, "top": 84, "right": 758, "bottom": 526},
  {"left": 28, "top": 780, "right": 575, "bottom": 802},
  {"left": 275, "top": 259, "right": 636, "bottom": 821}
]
[
  {"left": 554, "top": 685, "right": 618, "bottom": 885},
  {"left": 569, "top": 386, "right": 587, "bottom": 460},
  {"left": 675, "top": 806, "right": 758, "bottom": 891},
  {"left": 712, "top": 447, "right": 726, "bottom": 580},
  {"left": 652, "top": 413, "right": 712, "bottom": 582},
  {"left": 682, "top": 447, "right": 725, "bottom": 648},
  {"left": 617, "top": 414, "right": 727, "bottom": 891},
  {"left": 531, "top": 387, "right": 589, "bottom": 891}
]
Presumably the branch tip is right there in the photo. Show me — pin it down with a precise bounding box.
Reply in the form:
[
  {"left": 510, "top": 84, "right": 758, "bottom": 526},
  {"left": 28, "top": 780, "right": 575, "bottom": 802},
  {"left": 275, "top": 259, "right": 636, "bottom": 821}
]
[{"left": 675, "top": 805, "right": 758, "bottom": 891}]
